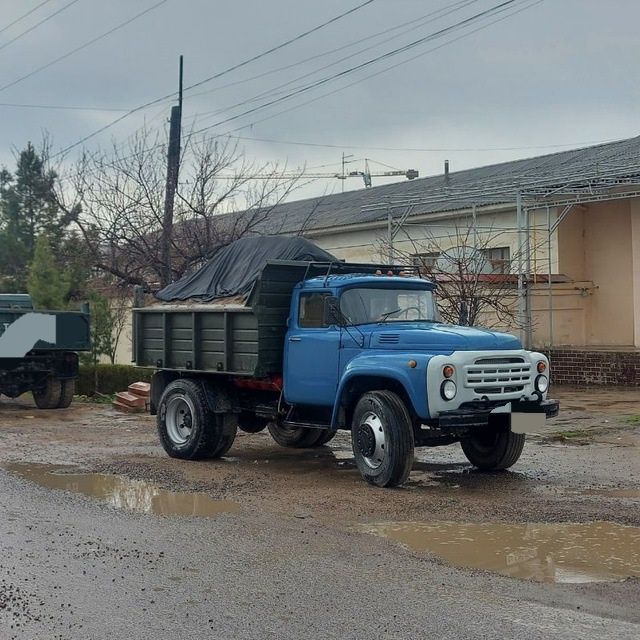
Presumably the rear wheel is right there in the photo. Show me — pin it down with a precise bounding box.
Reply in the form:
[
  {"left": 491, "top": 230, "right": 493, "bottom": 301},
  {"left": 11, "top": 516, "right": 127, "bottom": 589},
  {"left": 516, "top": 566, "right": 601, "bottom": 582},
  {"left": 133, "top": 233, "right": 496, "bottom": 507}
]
[
  {"left": 268, "top": 422, "right": 325, "bottom": 448},
  {"left": 460, "top": 429, "right": 525, "bottom": 470},
  {"left": 33, "top": 376, "right": 62, "bottom": 409},
  {"left": 57, "top": 379, "right": 75, "bottom": 409},
  {"left": 238, "top": 412, "right": 268, "bottom": 433},
  {"left": 157, "top": 379, "right": 237, "bottom": 459},
  {"left": 312, "top": 430, "right": 336, "bottom": 447},
  {"left": 351, "top": 390, "right": 414, "bottom": 488}
]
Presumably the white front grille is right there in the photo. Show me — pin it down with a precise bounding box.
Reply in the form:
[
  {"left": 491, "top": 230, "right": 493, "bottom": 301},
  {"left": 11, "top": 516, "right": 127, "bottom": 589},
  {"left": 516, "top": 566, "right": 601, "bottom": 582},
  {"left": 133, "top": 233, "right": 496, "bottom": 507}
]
[{"left": 464, "top": 356, "right": 532, "bottom": 396}]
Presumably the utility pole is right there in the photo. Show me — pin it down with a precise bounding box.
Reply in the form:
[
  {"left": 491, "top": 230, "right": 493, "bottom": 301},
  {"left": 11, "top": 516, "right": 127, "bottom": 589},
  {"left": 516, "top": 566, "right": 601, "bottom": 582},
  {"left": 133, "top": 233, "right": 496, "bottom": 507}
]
[{"left": 160, "top": 55, "right": 183, "bottom": 288}]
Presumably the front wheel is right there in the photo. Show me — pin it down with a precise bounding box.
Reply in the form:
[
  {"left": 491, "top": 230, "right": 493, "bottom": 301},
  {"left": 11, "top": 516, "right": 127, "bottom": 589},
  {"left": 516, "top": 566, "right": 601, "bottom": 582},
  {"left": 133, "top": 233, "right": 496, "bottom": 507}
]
[
  {"left": 351, "top": 390, "right": 414, "bottom": 488},
  {"left": 157, "top": 379, "right": 237, "bottom": 460},
  {"left": 460, "top": 430, "right": 525, "bottom": 470}
]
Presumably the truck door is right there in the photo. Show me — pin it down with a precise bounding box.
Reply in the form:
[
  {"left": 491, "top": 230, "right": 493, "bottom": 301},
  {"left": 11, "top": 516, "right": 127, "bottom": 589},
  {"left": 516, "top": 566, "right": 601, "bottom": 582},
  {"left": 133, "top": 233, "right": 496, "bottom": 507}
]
[{"left": 284, "top": 291, "right": 340, "bottom": 407}]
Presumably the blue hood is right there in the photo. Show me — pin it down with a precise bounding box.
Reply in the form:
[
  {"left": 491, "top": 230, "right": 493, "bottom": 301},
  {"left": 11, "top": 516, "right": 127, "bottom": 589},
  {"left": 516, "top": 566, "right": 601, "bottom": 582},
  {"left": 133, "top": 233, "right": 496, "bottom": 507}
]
[{"left": 368, "top": 322, "right": 521, "bottom": 353}]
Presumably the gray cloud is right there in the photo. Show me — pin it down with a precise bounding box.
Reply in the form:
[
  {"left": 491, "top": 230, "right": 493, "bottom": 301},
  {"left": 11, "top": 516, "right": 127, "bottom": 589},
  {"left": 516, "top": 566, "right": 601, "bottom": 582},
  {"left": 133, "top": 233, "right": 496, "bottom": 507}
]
[{"left": 0, "top": 0, "right": 638, "bottom": 197}]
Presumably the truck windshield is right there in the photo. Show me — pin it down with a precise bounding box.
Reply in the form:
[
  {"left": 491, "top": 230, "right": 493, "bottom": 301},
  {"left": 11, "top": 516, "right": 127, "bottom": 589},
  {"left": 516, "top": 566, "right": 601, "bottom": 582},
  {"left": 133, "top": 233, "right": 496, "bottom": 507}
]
[{"left": 340, "top": 287, "right": 438, "bottom": 325}]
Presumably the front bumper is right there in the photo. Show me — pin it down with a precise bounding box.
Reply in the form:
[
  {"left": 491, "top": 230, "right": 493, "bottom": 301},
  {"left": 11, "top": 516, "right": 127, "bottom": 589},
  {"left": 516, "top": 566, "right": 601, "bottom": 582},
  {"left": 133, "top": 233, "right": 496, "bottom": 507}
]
[{"left": 437, "top": 398, "right": 559, "bottom": 430}]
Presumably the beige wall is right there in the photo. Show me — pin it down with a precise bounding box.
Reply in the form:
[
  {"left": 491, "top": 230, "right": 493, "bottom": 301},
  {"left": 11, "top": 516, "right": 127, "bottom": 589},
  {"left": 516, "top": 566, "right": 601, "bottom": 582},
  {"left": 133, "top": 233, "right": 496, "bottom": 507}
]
[
  {"left": 631, "top": 199, "right": 640, "bottom": 347},
  {"left": 557, "top": 200, "right": 635, "bottom": 346}
]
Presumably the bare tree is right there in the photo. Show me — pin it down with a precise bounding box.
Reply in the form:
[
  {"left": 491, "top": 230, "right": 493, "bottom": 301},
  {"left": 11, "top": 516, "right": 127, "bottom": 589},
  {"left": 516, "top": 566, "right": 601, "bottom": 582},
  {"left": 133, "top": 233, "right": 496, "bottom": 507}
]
[
  {"left": 387, "top": 224, "right": 544, "bottom": 330},
  {"left": 58, "top": 128, "right": 305, "bottom": 291}
]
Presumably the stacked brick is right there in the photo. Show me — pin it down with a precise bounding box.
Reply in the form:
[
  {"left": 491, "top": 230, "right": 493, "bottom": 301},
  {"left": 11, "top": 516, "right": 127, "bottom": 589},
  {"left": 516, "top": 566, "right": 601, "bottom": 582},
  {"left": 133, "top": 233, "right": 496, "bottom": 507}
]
[{"left": 112, "top": 382, "right": 151, "bottom": 413}]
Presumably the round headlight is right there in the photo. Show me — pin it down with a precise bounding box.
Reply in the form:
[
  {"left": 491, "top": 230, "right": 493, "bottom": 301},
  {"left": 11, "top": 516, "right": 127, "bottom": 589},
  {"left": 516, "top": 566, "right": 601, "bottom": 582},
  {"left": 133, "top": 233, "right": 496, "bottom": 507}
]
[
  {"left": 535, "top": 375, "right": 549, "bottom": 393},
  {"left": 441, "top": 379, "right": 457, "bottom": 400}
]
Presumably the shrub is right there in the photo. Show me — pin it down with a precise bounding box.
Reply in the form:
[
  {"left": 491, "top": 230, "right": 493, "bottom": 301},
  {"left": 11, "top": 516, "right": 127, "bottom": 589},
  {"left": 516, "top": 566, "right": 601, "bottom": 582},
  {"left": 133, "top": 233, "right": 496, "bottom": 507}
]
[{"left": 77, "top": 364, "right": 153, "bottom": 396}]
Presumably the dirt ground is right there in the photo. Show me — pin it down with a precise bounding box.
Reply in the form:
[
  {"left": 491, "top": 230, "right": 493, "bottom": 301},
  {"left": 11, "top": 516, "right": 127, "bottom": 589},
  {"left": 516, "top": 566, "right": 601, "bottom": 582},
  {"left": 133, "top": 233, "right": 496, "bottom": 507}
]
[
  {"left": 1, "top": 385, "right": 639, "bottom": 639},
  {"left": 0, "top": 386, "right": 639, "bottom": 526}
]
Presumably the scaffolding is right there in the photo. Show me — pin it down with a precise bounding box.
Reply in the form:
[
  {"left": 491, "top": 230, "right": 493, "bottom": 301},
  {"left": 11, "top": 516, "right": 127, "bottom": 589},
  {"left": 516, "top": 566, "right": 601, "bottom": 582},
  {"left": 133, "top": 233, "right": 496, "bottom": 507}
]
[{"left": 362, "top": 140, "right": 640, "bottom": 348}]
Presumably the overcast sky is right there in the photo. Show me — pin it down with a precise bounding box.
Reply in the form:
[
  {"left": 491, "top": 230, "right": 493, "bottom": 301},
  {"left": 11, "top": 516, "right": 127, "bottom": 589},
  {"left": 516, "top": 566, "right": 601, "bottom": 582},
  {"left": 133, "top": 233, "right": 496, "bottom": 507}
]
[{"left": 0, "top": 0, "right": 638, "bottom": 198}]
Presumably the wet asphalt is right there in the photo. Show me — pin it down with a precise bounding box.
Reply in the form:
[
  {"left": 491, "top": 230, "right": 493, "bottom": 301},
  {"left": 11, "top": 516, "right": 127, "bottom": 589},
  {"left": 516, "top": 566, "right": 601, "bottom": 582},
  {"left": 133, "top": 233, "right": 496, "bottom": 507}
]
[
  {"left": 1, "top": 388, "right": 640, "bottom": 639},
  {"left": 1, "top": 465, "right": 639, "bottom": 640}
]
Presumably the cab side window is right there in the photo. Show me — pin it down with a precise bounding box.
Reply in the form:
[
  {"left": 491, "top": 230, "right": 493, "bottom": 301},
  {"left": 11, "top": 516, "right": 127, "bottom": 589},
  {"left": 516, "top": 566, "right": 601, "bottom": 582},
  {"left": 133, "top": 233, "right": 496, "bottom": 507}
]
[{"left": 298, "top": 292, "right": 330, "bottom": 328}]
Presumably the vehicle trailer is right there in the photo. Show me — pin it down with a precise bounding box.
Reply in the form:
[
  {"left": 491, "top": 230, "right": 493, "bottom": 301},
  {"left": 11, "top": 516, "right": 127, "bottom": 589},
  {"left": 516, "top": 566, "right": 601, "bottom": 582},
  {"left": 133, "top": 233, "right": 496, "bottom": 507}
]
[
  {"left": 134, "top": 260, "right": 559, "bottom": 487},
  {"left": 0, "top": 294, "right": 90, "bottom": 409}
]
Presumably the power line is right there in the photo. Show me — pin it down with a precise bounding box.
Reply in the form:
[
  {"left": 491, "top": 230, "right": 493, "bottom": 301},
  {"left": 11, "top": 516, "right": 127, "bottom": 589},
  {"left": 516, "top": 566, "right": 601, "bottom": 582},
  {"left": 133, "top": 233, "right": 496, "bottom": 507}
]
[
  {"left": 187, "top": 0, "right": 523, "bottom": 137},
  {"left": 54, "top": 0, "right": 543, "bottom": 180},
  {"left": 182, "top": 0, "right": 377, "bottom": 94},
  {"left": 190, "top": 0, "right": 483, "bottom": 123},
  {"left": 54, "top": 0, "right": 378, "bottom": 157},
  {"left": 0, "top": 0, "right": 170, "bottom": 94},
  {"left": 186, "top": 0, "right": 479, "bottom": 104},
  {"left": 0, "top": 0, "right": 56, "bottom": 37},
  {"left": 198, "top": 0, "right": 543, "bottom": 145},
  {"left": 0, "top": 100, "right": 129, "bottom": 112},
  {"left": 223, "top": 132, "right": 617, "bottom": 153},
  {"left": 0, "top": 0, "right": 82, "bottom": 53}
]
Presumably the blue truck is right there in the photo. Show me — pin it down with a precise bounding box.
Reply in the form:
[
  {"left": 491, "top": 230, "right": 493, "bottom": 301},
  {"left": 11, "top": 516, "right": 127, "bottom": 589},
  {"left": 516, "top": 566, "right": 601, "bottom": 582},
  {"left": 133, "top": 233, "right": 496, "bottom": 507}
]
[
  {"left": 0, "top": 294, "right": 90, "bottom": 409},
  {"left": 133, "top": 260, "right": 558, "bottom": 487}
]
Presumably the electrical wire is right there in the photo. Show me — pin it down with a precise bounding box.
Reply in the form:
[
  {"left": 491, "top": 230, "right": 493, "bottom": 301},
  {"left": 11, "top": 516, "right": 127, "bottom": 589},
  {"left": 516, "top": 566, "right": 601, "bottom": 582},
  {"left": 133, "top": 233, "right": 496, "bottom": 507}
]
[
  {"left": 195, "top": 0, "right": 543, "bottom": 146},
  {"left": 0, "top": 101, "right": 129, "bottom": 112},
  {"left": 0, "top": 0, "right": 56, "bottom": 37},
  {"left": 186, "top": 0, "right": 481, "bottom": 102},
  {"left": 0, "top": 0, "right": 82, "bottom": 53},
  {"left": 53, "top": 0, "right": 378, "bottom": 157},
  {"left": 0, "top": 0, "right": 170, "bottom": 94},
  {"left": 186, "top": 0, "right": 523, "bottom": 137}
]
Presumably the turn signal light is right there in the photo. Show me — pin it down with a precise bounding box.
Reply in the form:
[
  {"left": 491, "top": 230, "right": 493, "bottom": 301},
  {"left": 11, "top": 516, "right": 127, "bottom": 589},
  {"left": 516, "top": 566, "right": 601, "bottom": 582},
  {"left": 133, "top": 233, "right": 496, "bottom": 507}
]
[
  {"left": 443, "top": 365, "right": 455, "bottom": 378},
  {"left": 537, "top": 361, "right": 547, "bottom": 373}
]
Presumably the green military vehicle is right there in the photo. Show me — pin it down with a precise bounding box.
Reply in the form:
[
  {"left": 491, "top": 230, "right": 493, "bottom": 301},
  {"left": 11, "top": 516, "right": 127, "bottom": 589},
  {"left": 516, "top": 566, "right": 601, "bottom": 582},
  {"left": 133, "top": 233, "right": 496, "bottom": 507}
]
[{"left": 0, "top": 294, "right": 90, "bottom": 409}]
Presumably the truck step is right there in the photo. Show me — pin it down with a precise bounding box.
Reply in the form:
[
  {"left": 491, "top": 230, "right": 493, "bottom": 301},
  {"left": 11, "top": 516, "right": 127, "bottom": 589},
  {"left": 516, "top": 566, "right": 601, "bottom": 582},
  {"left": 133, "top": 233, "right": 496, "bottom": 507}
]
[
  {"left": 114, "top": 391, "right": 147, "bottom": 409},
  {"left": 128, "top": 382, "right": 151, "bottom": 399}
]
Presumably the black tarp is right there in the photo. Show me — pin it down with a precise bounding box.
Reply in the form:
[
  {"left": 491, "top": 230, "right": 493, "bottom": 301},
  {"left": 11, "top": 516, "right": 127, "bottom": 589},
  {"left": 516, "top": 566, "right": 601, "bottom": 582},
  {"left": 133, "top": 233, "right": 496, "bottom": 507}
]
[{"left": 155, "top": 236, "right": 337, "bottom": 302}]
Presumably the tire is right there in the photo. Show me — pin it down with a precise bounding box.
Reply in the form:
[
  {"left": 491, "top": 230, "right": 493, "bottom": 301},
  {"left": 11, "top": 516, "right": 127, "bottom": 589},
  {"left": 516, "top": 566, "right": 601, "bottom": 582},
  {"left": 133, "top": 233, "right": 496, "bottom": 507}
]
[
  {"left": 351, "top": 390, "right": 415, "bottom": 488},
  {"left": 33, "top": 377, "right": 62, "bottom": 409},
  {"left": 460, "top": 429, "right": 525, "bottom": 471},
  {"left": 310, "top": 430, "right": 336, "bottom": 447},
  {"left": 268, "top": 422, "right": 325, "bottom": 448},
  {"left": 157, "top": 379, "right": 237, "bottom": 460},
  {"left": 238, "top": 412, "right": 268, "bottom": 434},
  {"left": 57, "top": 380, "right": 75, "bottom": 409}
]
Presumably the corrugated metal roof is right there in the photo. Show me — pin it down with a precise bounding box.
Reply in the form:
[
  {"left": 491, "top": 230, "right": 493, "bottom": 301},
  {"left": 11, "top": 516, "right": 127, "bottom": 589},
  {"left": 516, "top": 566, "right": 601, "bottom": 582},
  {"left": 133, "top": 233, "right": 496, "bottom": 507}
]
[{"left": 252, "top": 134, "right": 640, "bottom": 235}]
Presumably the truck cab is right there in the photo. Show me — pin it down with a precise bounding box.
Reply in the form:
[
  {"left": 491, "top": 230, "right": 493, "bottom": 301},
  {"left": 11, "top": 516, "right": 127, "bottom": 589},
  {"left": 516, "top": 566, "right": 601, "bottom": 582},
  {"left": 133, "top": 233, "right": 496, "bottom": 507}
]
[{"left": 276, "top": 273, "right": 557, "bottom": 485}]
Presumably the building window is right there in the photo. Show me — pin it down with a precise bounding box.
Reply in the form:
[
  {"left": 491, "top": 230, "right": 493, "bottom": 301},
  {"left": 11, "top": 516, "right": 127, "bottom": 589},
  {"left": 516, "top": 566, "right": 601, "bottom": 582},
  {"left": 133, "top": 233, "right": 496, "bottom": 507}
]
[
  {"left": 411, "top": 252, "right": 440, "bottom": 272},
  {"left": 481, "top": 246, "right": 511, "bottom": 274},
  {"left": 298, "top": 292, "right": 330, "bottom": 328}
]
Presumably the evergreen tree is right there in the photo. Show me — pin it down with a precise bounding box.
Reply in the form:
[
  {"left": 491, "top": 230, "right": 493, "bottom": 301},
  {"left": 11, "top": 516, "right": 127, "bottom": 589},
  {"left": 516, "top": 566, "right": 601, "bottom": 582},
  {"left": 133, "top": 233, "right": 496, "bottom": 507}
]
[
  {"left": 0, "top": 143, "right": 69, "bottom": 291},
  {"left": 27, "top": 234, "right": 70, "bottom": 309}
]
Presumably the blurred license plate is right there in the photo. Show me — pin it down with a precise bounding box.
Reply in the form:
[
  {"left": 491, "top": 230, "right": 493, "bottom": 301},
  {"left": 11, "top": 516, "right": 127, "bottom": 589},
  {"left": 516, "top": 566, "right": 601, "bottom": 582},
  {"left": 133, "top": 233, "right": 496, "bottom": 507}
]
[{"left": 510, "top": 412, "right": 546, "bottom": 434}]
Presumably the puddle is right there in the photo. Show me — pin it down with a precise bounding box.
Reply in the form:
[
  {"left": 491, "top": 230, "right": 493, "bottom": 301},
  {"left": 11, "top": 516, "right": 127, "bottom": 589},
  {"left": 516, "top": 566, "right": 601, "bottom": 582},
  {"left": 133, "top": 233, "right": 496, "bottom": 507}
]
[
  {"left": 358, "top": 521, "right": 640, "bottom": 583},
  {"left": 5, "top": 463, "right": 240, "bottom": 518}
]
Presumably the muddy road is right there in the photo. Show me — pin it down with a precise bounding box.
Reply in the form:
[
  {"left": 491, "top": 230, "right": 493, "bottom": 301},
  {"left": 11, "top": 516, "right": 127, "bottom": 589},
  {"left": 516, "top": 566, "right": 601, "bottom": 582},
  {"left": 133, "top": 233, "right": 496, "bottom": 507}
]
[{"left": 0, "top": 386, "right": 639, "bottom": 639}]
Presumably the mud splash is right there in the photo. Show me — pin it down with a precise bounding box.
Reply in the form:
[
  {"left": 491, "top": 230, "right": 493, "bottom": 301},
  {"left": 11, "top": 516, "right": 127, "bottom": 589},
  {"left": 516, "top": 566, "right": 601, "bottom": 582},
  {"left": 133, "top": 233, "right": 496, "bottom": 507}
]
[
  {"left": 359, "top": 521, "right": 640, "bottom": 583},
  {"left": 5, "top": 462, "right": 240, "bottom": 518}
]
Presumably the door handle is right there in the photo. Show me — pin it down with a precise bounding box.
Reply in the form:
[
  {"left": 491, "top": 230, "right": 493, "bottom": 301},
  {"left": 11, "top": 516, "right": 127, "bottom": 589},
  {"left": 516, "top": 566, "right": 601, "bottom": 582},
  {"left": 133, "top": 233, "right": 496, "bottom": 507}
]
[{"left": 289, "top": 336, "right": 302, "bottom": 342}]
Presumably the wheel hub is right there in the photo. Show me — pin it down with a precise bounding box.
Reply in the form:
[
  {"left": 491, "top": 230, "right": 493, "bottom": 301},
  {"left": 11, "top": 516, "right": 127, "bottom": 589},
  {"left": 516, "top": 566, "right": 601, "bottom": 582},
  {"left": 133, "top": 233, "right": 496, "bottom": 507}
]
[
  {"left": 357, "top": 424, "right": 376, "bottom": 457},
  {"left": 356, "top": 412, "right": 386, "bottom": 470}
]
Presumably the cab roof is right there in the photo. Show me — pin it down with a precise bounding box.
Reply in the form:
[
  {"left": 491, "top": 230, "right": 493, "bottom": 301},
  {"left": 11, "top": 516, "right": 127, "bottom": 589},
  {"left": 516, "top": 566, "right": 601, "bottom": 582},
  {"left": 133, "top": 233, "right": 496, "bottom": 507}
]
[{"left": 300, "top": 273, "right": 436, "bottom": 290}]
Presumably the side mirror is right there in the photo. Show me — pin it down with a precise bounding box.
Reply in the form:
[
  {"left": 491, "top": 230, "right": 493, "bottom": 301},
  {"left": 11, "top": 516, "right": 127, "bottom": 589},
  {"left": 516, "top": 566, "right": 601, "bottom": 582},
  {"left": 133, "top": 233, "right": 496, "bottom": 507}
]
[{"left": 323, "top": 296, "right": 346, "bottom": 326}]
